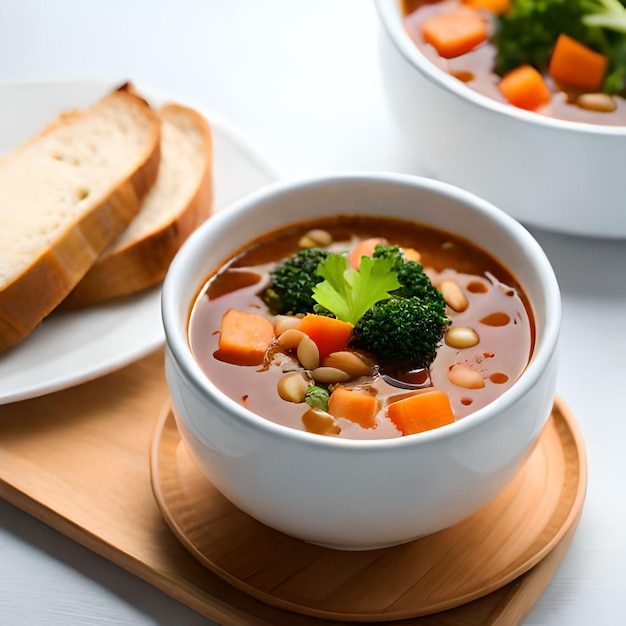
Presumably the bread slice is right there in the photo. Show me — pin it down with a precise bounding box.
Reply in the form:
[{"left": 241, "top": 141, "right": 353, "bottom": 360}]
[
  {"left": 0, "top": 88, "right": 161, "bottom": 352},
  {"left": 63, "top": 102, "right": 213, "bottom": 307}
]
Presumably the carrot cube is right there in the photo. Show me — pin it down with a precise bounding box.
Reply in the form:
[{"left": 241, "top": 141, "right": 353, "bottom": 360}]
[
  {"left": 328, "top": 386, "right": 380, "bottom": 429},
  {"left": 420, "top": 7, "right": 488, "bottom": 59},
  {"left": 297, "top": 314, "right": 354, "bottom": 360},
  {"left": 498, "top": 64, "right": 552, "bottom": 111},
  {"left": 548, "top": 34, "right": 607, "bottom": 92},
  {"left": 347, "top": 237, "right": 387, "bottom": 269},
  {"left": 387, "top": 389, "right": 455, "bottom": 435},
  {"left": 216, "top": 309, "right": 274, "bottom": 366},
  {"left": 461, "top": 0, "right": 511, "bottom": 15}
]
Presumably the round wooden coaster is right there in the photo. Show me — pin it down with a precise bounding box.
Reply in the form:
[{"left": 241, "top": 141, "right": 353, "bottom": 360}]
[{"left": 149, "top": 396, "right": 586, "bottom": 622}]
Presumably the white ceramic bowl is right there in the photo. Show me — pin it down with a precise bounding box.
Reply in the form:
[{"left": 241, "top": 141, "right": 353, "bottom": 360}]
[
  {"left": 375, "top": 0, "right": 626, "bottom": 238},
  {"left": 162, "top": 173, "right": 560, "bottom": 551}
]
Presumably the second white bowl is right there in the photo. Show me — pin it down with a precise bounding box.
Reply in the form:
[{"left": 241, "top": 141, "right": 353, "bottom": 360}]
[{"left": 375, "top": 0, "right": 626, "bottom": 238}]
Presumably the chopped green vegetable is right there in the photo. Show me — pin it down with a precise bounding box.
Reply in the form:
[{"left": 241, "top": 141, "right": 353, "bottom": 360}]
[
  {"left": 312, "top": 253, "right": 400, "bottom": 326},
  {"left": 305, "top": 385, "right": 330, "bottom": 411},
  {"left": 494, "top": 0, "right": 626, "bottom": 95}
]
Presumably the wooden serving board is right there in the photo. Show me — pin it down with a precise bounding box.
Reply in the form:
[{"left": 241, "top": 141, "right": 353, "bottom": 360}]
[{"left": 0, "top": 349, "right": 586, "bottom": 625}]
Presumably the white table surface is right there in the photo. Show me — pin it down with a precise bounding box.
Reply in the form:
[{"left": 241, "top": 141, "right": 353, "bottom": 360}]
[{"left": 1, "top": 1, "right": 625, "bottom": 624}]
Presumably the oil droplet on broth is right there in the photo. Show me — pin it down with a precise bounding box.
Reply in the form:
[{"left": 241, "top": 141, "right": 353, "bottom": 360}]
[
  {"left": 489, "top": 372, "right": 509, "bottom": 384},
  {"left": 479, "top": 312, "right": 510, "bottom": 327},
  {"left": 466, "top": 280, "right": 488, "bottom": 294}
]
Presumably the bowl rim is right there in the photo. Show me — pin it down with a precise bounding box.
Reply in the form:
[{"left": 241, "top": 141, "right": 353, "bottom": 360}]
[
  {"left": 162, "top": 171, "right": 561, "bottom": 451},
  {"left": 374, "top": 0, "right": 626, "bottom": 137}
]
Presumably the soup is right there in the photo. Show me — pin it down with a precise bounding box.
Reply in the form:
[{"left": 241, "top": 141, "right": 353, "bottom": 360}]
[
  {"left": 188, "top": 215, "right": 534, "bottom": 440},
  {"left": 401, "top": 0, "right": 626, "bottom": 126}
]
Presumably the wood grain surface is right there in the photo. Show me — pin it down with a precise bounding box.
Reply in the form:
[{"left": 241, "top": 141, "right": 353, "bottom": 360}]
[{"left": 0, "top": 349, "right": 587, "bottom": 625}]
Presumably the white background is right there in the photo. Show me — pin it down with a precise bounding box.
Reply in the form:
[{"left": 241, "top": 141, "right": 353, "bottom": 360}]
[{"left": 1, "top": 1, "right": 625, "bottom": 624}]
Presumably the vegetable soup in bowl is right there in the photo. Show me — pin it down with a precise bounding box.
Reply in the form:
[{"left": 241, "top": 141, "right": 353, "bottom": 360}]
[
  {"left": 162, "top": 173, "right": 560, "bottom": 550},
  {"left": 375, "top": 0, "right": 626, "bottom": 237}
]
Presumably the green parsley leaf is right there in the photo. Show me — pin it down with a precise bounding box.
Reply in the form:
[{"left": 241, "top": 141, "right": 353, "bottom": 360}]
[
  {"left": 311, "top": 253, "right": 401, "bottom": 325},
  {"left": 582, "top": 0, "right": 626, "bottom": 33}
]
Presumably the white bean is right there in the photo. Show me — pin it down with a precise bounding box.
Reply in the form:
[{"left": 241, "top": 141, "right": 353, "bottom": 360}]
[
  {"left": 277, "top": 373, "right": 309, "bottom": 403},
  {"left": 323, "top": 351, "right": 372, "bottom": 377},
  {"left": 302, "top": 407, "right": 341, "bottom": 436},
  {"left": 297, "top": 336, "right": 320, "bottom": 370},
  {"left": 439, "top": 280, "right": 469, "bottom": 312},
  {"left": 298, "top": 229, "right": 333, "bottom": 248},
  {"left": 576, "top": 93, "right": 617, "bottom": 113},
  {"left": 277, "top": 328, "right": 307, "bottom": 350},
  {"left": 445, "top": 326, "right": 480, "bottom": 349},
  {"left": 448, "top": 364, "right": 485, "bottom": 389},
  {"left": 273, "top": 315, "right": 301, "bottom": 336},
  {"left": 311, "top": 366, "right": 352, "bottom": 384}
]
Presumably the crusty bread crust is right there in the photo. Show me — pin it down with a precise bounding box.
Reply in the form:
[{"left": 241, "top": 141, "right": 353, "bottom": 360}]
[
  {"left": 0, "top": 89, "right": 161, "bottom": 352},
  {"left": 63, "top": 102, "right": 213, "bottom": 307}
]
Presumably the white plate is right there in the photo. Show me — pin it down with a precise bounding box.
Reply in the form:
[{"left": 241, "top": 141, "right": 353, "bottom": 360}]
[{"left": 0, "top": 80, "right": 281, "bottom": 405}]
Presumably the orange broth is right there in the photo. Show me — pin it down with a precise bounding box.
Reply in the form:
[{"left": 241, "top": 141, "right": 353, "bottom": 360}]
[{"left": 188, "top": 215, "right": 535, "bottom": 440}]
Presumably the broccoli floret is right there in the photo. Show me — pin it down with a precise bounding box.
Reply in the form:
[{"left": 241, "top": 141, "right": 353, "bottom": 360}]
[
  {"left": 351, "top": 296, "right": 450, "bottom": 374},
  {"left": 397, "top": 261, "right": 440, "bottom": 300},
  {"left": 261, "top": 248, "right": 331, "bottom": 315},
  {"left": 349, "top": 246, "right": 449, "bottom": 372},
  {"left": 373, "top": 244, "right": 442, "bottom": 301},
  {"left": 372, "top": 244, "right": 404, "bottom": 272}
]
